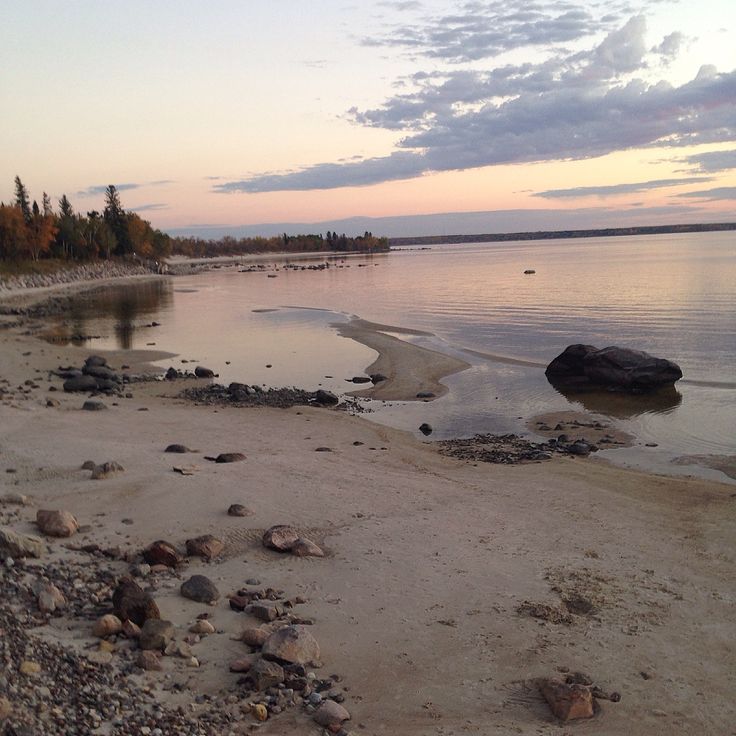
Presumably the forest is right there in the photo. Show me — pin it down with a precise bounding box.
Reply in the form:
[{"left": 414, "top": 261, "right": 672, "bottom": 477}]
[{"left": 0, "top": 177, "right": 388, "bottom": 267}]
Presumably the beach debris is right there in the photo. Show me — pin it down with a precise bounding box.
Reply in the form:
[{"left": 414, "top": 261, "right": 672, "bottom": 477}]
[
  {"left": 419, "top": 422, "right": 433, "bottom": 435},
  {"left": 0, "top": 528, "right": 46, "bottom": 559},
  {"left": 36, "top": 509, "right": 79, "bottom": 538},
  {"left": 185, "top": 534, "right": 224, "bottom": 560},
  {"left": 291, "top": 538, "right": 325, "bottom": 557},
  {"left": 194, "top": 365, "right": 215, "bottom": 378},
  {"left": 90, "top": 461, "right": 124, "bottom": 479},
  {"left": 227, "top": 503, "right": 253, "bottom": 517},
  {"left": 142, "top": 539, "right": 183, "bottom": 567},
  {"left": 181, "top": 574, "right": 220, "bottom": 604},
  {"left": 263, "top": 525, "right": 300, "bottom": 552},
  {"left": 262, "top": 625, "right": 320, "bottom": 666},
  {"left": 546, "top": 344, "right": 682, "bottom": 391},
  {"left": 139, "top": 619, "right": 175, "bottom": 651},
  {"left": 538, "top": 678, "right": 595, "bottom": 721},
  {"left": 112, "top": 577, "right": 161, "bottom": 625}
]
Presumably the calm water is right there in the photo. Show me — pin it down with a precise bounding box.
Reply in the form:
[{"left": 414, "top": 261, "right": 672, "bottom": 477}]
[{"left": 55, "top": 231, "right": 736, "bottom": 480}]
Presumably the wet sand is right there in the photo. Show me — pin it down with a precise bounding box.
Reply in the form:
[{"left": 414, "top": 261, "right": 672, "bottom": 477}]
[{"left": 1, "top": 277, "right": 735, "bottom": 735}]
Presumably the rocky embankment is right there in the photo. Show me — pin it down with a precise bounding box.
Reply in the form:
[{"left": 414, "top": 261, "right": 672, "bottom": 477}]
[{"left": 0, "top": 262, "right": 160, "bottom": 299}]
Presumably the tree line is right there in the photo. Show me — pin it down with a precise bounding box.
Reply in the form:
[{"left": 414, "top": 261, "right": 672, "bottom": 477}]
[
  {"left": 0, "top": 177, "right": 172, "bottom": 263},
  {"left": 0, "top": 177, "right": 389, "bottom": 265}
]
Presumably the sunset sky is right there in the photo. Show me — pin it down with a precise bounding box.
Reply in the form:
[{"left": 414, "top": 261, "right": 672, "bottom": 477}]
[{"left": 1, "top": 0, "right": 734, "bottom": 237}]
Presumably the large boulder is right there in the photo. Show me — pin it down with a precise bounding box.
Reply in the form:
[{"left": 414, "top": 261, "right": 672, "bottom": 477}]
[
  {"left": 0, "top": 528, "right": 47, "bottom": 559},
  {"left": 36, "top": 509, "right": 79, "bottom": 538},
  {"left": 63, "top": 375, "right": 98, "bottom": 392},
  {"left": 261, "top": 625, "right": 320, "bottom": 665},
  {"left": 546, "top": 344, "right": 682, "bottom": 391}
]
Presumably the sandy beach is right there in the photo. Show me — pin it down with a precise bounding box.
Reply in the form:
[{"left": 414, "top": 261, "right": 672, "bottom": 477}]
[{"left": 1, "top": 275, "right": 734, "bottom": 735}]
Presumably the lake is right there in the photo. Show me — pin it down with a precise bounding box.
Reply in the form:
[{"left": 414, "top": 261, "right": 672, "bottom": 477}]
[{"left": 52, "top": 231, "right": 736, "bottom": 481}]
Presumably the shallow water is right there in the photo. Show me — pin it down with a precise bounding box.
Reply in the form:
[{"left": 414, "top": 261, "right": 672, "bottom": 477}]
[{"left": 53, "top": 232, "right": 736, "bottom": 480}]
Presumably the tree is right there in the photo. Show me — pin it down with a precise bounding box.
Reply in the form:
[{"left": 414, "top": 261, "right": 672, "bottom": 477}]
[
  {"left": 103, "top": 185, "right": 132, "bottom": 255},
  {"left": 28, "top": 206, "right": 57, "bottom": 261},
  {"left": 0, "top": 204, "right": 28, "bottom": 260},
  {"left": 42, "top": 192, "right": 53, "bottom": 217},
  {"left": 14, "top": 176, "right": 31, "bottom": 224}
]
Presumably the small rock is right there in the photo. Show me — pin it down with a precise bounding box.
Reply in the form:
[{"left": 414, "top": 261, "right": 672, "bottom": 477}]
[
  {"left": 249, "top": 601, "right": 282, "bottom": 622},
  {"left": 143, "top": 540, "right": 183, "bottom": 568},
  {"left": 242, "top": 628, "right": 271, "bottom": 648},
  {"left": 189, "top": 619, "right": 215, "bottom": 635},
  {"left": 416, "top": 391, "right": 435, "bottom": 399},
  {"left": 139, "top": 619, "right": 176, "bottom": 651},
  {"left": 251, "top": 703, "right": 268, "bottom": 722},
  {"left": 194, "top": 366, "right": 215, "bottom": 378},
  {"left": 263, "top": 525, "right": 299, "bottom": 552},
  {"left": 181, "top": 574, "right": 220, "bottom": 604},
  {"left": 87, "top": 650, "right": 113, "bottom": 665},
  {"left": 227, "top": 503, "right": 253, "bottom": 517},
  {"left": 94, "top": 614, "right": 123, "bottom": 638},
  {"left": 291, "top": 538, "right": 325, "bottom": 557},
  {"left": 90, "top": 461, "right": 124, "bottom": 480},
  {"left": 185, "top": 534, "right": 224, "bottom": 560},
  {"left": 313, "top": 390, "right": 338, "bottom": 406},
  {"left": 112, "top": 576, "right": 160, "bottom": 625},
  {"left": 20, "top": 661, "right": 41, "bottom": 676},
  {"left": 229, "top": 656, "right": 254, "bottom": 673},
  {"left": 313, "top": 701, "right": 351, "bottom": 728},
  {"left": 36, "top": 509, "right": 79, "bottom": 538},
  {"left": 37, "top": 583, "right": 66, "bottom": 614},
  {"left": 262, "top": 625, "right": 320, "bottom": 665},
  {"left": 419, "top": 423, "right": 433, "bottom": 436},
  {"left": 122, "top": 619, "right": 141, "bottom": 639},
  {"left": 539, "top": 678, "right": 595, "bottom": 721},
  {"left": 137, "top": 650, "right": 162, "bottom": 671},
  {"left": 165, "top": 640, "right": 193, "bottom": 659},
  {"left": 214, "top": 452, "right": 246, "bottom": 463},
  {"left": 0, "top": 528, "right": 46, "bottom": 559},
  {"left": 82, "top": 400, "right": 107, "bottom": 411},
  {"left": 81, "top": 460, "right": 96, "bottom": 470},
  {"left": 165, "top": 444, "right": 192, "bottom": 453},
  {"left": 248, "top": 658, "right": 285, "bottom": 690},
  {"left": 0, "top": 696, "right": 12, "bottom": 720}
]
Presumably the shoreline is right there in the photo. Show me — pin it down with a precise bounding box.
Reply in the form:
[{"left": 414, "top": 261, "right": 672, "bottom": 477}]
[{"left": 0, "top": 298, "right": 735, "bottom": 734}]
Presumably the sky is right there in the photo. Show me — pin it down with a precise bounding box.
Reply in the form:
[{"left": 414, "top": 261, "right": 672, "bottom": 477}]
[{"left": 1, "top": 0, "right": 735, "bottom": 237}]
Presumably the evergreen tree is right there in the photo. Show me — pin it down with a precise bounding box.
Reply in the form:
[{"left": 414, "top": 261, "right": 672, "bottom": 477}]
[
  {"left": 103, "top": 185, "right": 132, "bottom": 255},
  {"left": 14, "top": 176, "right": 32, "bottom": 224}
]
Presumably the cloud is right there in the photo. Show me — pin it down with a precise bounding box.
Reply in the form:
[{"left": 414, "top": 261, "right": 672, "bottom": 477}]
[
  {"left": 535, "top": 176, "right": 713, "bottom": 198},
  {"left": 77, "top": 183, "right": 140, "bottom": 197},
  {"left": 214, "top": 9, "right": 736, "bottom": 194},
  {"left": 676, "top": 186, "right": 736, "bottom": 200},
  {"left": 131, "top": 203, "right": 169, "bottom": 212},
  {"left": 680, "top": 149, "right": 736, "bottom": 173},
  {"left": 651, "top": 31, "right": 684, "bottom": 60}
]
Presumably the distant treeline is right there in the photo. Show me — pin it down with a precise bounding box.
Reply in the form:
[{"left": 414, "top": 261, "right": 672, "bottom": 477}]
[
  {"left": 172, "top": 230, "right": 389, "bottom": 258},
  {"left": 0, "top": 176, "right": 388, "bottom": 266},
  {"left": 0, "top": 177, "right": 172, "bottom": 263},
  {"left": 389, "top": 222, "right": 736, "bottom": 247}
]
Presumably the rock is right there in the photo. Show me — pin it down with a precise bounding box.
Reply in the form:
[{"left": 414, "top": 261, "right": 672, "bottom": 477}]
[
  {"left": 291, "top": 538, "right": 325, "bottom": 557},
  {"left": 87, "top": 650, "right": 113, "bottom": 665},
  {"left": 122, "top": 619, "right": 141, "bottom": 639},
  {"left": 36, "top": 509, "right": 79, "bottom": 538},
  {"left": 112, "top": 577, "right": 161, "bottom": 625},
  {"left": 189, "top": 620, "right": 215, "bottom": 635},
  {"left": 567, "top": 440, "right": 592, "bottom": 456},
  {"left": 165, "top": 640, "right": 193, "bottom": 658},
  {"left": 546, "top": 344, "right": 682, "bottom": 391},
  {"left": 90, "top": 461, "right": 124, "bottom": 479},
  {"left": 227, "top": 503, "right": 253, "bottom": 517},
  {"left": 250, "top": 704, "right": 268, "bottom": 722},
  {"left": 538, "top": 678, "right": 595, "bottom": 721},
  {"left": 0, "top": 528, "right": 46, "bottom": 559},
  {"left": 0, "top": 492, "right": 31, "bottom": 506},
  {"left": 349, "top": 376, "right": 371, "bottom": 383},
  {"left": 37, "top": 583, "right": 66, "bottom": 614},
  {"left": 85, "top": 355, "right": 108, "bottom": 368},
  {"left": 0, "top": 696, "right": 12, "bottom": 720},
  {"left": 419, "top": 423, "right": 433, "bottom": 435},
  {"left": 229, "top": 656, "right": 254, "bottom": 673},
  {"left": 261, "top": 625, "right": 320, "bottom": 665},
  {"left": 93, "top": 614, "right": 123, "bottom": 638},
  {"left": 63, "top": 375, "right": 98, "bottom": 392},
  {"left": 20, "top": 661, "right": 41, "bottom": 676},
  {"left": 82, "top": 364, "right": 118, "bottom": 381},
  {"left": 137, "top": 650, "right": 163, "bottom": 671},
  {"left": 370, "top": 373, "right": 387, "bottom": 384},
  {"left": 81, "top": 460, "right": 96, "bottom": 470},
  {"left": 46, "top": 398, "right": 60, "bottom": 407},
  {"left": 214, "top": 452, "right": 246, "bottom": 463},
  {"left": 180, "top": 575, "right": 220, "bottom": 604},
  {"left": 194, "top": 366, "right": 215, "bottom": 378},
  {"left": 248, "top": 658, "right": 285, "bottom": 690},
  {"left": 242, "top": 628, "right": 271, "bottom": 648},
  {"left": 263, "top": 525, "right": 299, "bottom": 552},
  {"left": 142, "top": 540, "right": 183, "bottom": 567},
  {"left": 164, "top": 444, "right": 191, "bottom": 453},
  {"left": 139, "top": 619, "right": 175, "bottom": 651},
  {"left": 165, "top": 367, "right": 178, "bottom": 381},
  {"left": 416, "top": 391, "right": 435, "bottom": 399},
  {"left": 313, "top": 390, "right": 338, "bottom": 406},
  {"left": 185, "top": 534, "right": 224, "bottom": 560},
  {"left": 249, "top": 601, "right": 282, "bottom": 622},
  {"left": 313, "top": 701, "right": 351, "bottom": 728}
]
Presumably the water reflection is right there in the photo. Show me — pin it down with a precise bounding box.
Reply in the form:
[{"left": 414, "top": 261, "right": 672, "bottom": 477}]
[
  {"left": 45, "top": 280, "right": 173, "bottom": 349},
  {"left": 548, "top": 379, "right": 682, "bottom": 418}
]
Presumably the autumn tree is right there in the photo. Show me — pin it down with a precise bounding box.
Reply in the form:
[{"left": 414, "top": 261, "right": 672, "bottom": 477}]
[
  {"left": 0, "top": 204, "right": 28, "bottom": 260},
  {"left": 28, "top": 200, "right": 57, "bottom": 261}
]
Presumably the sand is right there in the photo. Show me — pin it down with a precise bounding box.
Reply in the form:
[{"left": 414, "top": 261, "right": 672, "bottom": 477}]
[{"left": 1, "top": 276, "right": 734, "bottom": 735}]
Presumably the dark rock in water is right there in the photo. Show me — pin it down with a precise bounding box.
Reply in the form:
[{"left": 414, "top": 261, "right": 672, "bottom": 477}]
[
  {"left": 113, "top": 576, "right": 160, "bottom": 626},
  {"left": 84, "top": 355, "right": 108, "bottom": 368},
  {"left": 63, "top": 375, "right": 98, "bottom": 392},
  {"left": 349, "top": 376, "right": 372, "bottom": 384},
  {"left": 546, "top": 344, "right": 682, "bottom": 391},
  {"left": 416, "top": 391, "right": 435, "bottom": 399},
  {"left": 180, "top": 574, "right": 220, "bottom": 603},
  {"left": 214, "top": 452, "right": 245, "bottom": 463},
  {"left": 313, "top": 389, "right": 338, "bottom": 406},
  {"left": 370, "top": 373, "right": 387, "bottom": 384},
  {"left": 82, "top": 400, "right": 107, "bottom": 411},
  {"left": 165, "top": 367, "right": 178, "bottom": 380},
  {"left": 419, "top": 423, "right": 433, "bottom": 436},
  {"left": 194, "top": 366, "right": 215, "bottom": 378},
  {"left": 143, "top": 539, "right": 183, "bottom": 567},
  {"left": 165, "top": 444, "right": 191, "bottom": 453}
]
